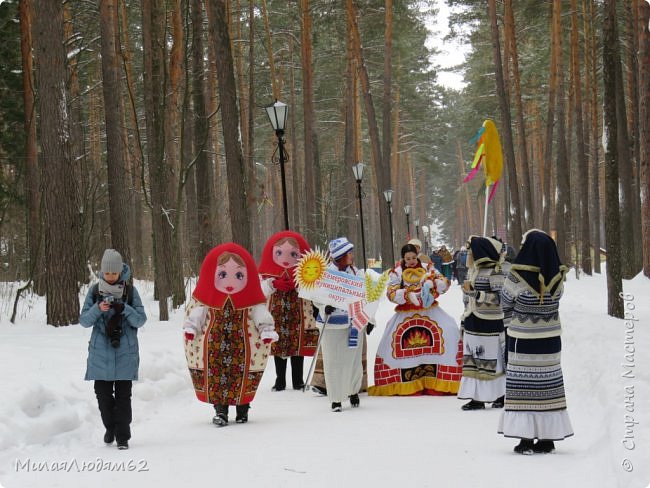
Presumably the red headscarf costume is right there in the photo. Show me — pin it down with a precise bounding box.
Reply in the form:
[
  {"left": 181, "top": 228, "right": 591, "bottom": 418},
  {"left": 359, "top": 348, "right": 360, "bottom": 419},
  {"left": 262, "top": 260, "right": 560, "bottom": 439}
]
[
  {"left": 258, "top": 231, "right": 319, "bottom": 358},
  {"left": 184, "top": 243, "right": 272, "bottom": 404},
  {"left": 193, "top": 242, "right": 266, "bottom": 309},
  {"left": 258, "top": 230, "right": 310, "bottom": 280}
]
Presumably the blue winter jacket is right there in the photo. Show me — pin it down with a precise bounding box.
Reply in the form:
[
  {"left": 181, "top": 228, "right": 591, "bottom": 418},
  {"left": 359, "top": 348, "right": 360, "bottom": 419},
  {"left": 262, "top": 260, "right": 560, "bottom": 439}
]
[{"left": 79, "top": 264, "right": 147, "bottom": 381}]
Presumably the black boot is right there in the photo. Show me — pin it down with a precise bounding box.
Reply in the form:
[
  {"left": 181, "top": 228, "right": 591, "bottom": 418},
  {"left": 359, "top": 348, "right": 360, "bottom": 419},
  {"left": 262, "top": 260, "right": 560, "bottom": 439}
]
[
  {"left": 331, "top": 402, "right": 342, "bottom": 412},
  {"left": 461, "top": 400, "right": 485, "bottom": 411},
  {"left": 492, "top": 396, "right": 505, "bottom": 408},
  {"left": 104, "top": 429, "right": 115, "bottom": 444},
  {"left": 533, "top": 440, "right": 556, "bottom": 453},
  {"left": 212, "top": 404, "right": 229, "bottom": 427},
  {"left": 291, "top": 356, "right": 305, "bottom": 390},
  {"left": 349, "top": 394, "right": 360, "bottom": 408},
  {"left": 272, "top": 357, "right": 287, "bottom": 391},
  {"left": 514, "top": 439, "right": 534, "bottom": 455},
  {"left": 235, "top": 404, "right": 250, "bottom": 424}
]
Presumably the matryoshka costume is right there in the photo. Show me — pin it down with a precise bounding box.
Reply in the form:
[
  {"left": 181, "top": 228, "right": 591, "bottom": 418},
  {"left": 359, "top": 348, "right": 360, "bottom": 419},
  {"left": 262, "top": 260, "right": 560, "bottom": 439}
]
[
  {"left": 182, "top": 243, "right": 278, "bottom": 426},
  {"left": 258, "top": 231, "right": 320, "bottom": 391}
]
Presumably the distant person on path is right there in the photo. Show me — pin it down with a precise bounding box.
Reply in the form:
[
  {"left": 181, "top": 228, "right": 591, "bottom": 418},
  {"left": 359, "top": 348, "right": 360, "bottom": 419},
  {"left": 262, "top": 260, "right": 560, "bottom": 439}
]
[
  {"left": 498, "top": 229, "right": 573, "bottom": 454},
  {"left": 455, "top": 246, "right": 469, "bottom": 284},
  {"left": 182, "top": 243, "right": 278, "bottom": 427},
  {"left": 408, "top": 238, "right": 431, "bottom": 265},
  {"left": 430, "top": 249, "right": 443, "bottom": 273},
  {"left": 79, "top": 249, "right": 147, "bottom": 450},
  {"left": 457, "top": 236, "right": 506, "bottom": 411}
]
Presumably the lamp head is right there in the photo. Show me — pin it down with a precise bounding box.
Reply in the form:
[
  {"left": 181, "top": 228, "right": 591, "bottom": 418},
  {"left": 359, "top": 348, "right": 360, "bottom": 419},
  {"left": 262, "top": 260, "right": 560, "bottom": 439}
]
[{"left": 265, "top": 99, "right": 288, "bottom": 133}]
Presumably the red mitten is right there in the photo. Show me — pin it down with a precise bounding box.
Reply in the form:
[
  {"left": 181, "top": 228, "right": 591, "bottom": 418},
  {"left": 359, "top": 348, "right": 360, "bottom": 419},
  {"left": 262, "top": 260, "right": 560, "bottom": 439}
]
[
  {"left": 184, "top": 330, "right": 195, "bottom": 341},
  {"left": 273, "top": 276, "right": 295, "bottom": 292},
  {"left": 262, "top": 337, "right": 273, "bottom": 344}
]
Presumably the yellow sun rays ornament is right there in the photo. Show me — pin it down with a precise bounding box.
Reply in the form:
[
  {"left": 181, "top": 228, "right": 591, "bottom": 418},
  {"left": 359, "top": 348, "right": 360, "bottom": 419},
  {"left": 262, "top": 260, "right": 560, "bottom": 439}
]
[{"left": 294, "top": 248, "right": 328, "bottom": 289}]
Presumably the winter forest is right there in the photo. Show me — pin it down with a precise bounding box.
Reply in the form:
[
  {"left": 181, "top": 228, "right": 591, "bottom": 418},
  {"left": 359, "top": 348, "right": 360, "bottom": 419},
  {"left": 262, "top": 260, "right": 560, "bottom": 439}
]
[{"left": 0, "top": 0, "right": 648, "bottom": 326}]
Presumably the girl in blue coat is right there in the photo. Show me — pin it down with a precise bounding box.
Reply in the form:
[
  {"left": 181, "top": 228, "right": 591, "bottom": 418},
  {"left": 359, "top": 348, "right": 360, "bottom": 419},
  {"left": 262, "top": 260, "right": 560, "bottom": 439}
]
[{"left": 79, "top": 249, "right": 147, "bottom": 450}]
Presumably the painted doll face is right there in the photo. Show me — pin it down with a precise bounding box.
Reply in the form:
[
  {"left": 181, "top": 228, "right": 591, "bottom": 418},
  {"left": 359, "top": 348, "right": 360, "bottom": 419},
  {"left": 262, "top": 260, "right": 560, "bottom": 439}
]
[
  {"left": 403, "top": 251, "right": 419, "bottom": 269},
  {"left": 272, "top": 241, "right": 301, "bottom": 269},
  {"left": 214, "top": 257, "right": 248, "bottom": 294}
]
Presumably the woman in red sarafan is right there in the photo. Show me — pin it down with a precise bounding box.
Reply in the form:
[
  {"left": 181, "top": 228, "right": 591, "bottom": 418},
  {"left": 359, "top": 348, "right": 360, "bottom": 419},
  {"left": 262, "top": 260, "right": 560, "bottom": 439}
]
[
  {"left": 182, "top": 243, "right": 278, "bottom": 427},
  {"left": 258, "top": 231, "right": 320, "bottom": 391}
]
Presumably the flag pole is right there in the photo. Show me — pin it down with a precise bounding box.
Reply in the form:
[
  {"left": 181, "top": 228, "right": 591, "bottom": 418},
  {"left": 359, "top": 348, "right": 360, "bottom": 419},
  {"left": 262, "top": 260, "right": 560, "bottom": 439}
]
[{"left": 482, "top": 185, "right": 490, "bottom": 236}]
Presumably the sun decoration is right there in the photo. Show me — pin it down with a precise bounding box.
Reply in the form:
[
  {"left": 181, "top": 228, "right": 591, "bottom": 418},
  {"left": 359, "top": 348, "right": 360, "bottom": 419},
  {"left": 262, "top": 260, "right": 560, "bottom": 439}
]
[{"left": 295, "top": 248, "right": 328, "bottom": 289}]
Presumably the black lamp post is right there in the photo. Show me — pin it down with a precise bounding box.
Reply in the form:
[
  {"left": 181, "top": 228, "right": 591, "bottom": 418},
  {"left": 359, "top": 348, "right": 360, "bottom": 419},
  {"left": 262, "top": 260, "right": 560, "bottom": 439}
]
[
  {"left": 352, "top": 162, "right": 367, "bottom": 269},
  {"left": 404, "top": 204, "right": 411, "bottom": 239},
  {"left": 414, "top": 218, "right": 420, "bottom": 241},
  {"left": 383, "top": 189, "right": 395, "bottom": 265},
  {"left": 265, "top": 100, "right": 289, "bottom": 230}
]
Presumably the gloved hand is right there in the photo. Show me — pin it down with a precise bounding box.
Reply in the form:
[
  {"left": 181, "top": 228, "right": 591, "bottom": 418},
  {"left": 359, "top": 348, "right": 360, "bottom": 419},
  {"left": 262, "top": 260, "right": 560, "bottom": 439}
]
[
  {"left": 183, "top": 328, "right": 195, "bottom": 341},
  {"left": 112, "top": 302, "right": 125, "bottom": 314},
  {"left": 312, "top": 304, "right": 320, "bottom": 320},
  {"left": 435, "top": 278, "right": 448, "bottom": 294},
  {"left": 366, "top": 323, "right": 375, "bottom": 335},
  {"left": 421, "top": 281, "right": 435, "bottom": 308},
  {"left": 324, "top": 305, "right": 336, "bottom": 316},
  {"left": 393, "top": 289, "right": 407, "bottom": 305},
  {"left": 272, "top": 275, "right": 295, "bottom": 292},
  {"left": 260, "top": 326, "right": 279, "bottom": 344}
]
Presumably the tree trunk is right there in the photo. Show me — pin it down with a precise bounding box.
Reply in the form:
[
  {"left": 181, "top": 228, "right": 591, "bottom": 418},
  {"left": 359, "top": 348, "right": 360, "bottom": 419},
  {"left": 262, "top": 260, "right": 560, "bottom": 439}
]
[
  {"left": 603, "top": 0, "right": 624, "bottom": 318},
  {"left": 33, "top": 0, "right": 80, "bottom": 326},
  {"left": 19, "top": 0, "right": 44, "bottom": 294},
  {"left": 612, "top": 12, "right": 637, "bottom": 280},
  {"left": 143, "top": 0, "right": 172, "bottom": 318},
  {"left": 100, "top": 0, "right": 131, "bottom": 263},
  {"left": 639, "top": 0, "right": 650, "bottom": 278},
  {"left": 504, "top": 0, "right": 533, "bottom": 230},
  {"left": 382, "top": 0, "right": 393, "bottom": 245},
  {"left": 288, "top": 35, "right": 302, "bottom": 233},
  {"left": 555, "top": 70, "right": 572, "bottom": 265},
  {"left": 63, "top": 4, "right": 87, "bottom": 284},
  {"left": 300, "top": 0, "right": 322, "bottom": 242},
  {"left": 191, "top": 0, "right": 214, "bottom": 265},
  {"left": 119, "top": 0, "right": 146, "bottom": 276},
  {"left": 585, "top": 0, "right": 602, "bottom": 273},
  {"left": 543, "top": 0, "right": 562, "bottom": 231},
  {"left": 207, "top": 0, "right": 251, "bottom": 248},
  {"left": 571, "top": 0, "right": 591, "bottom": 274},
  {"left": 487, "top": 0, "right": 522, "bottom": 245},
  {"left": 348, "top": 0, "right": 392, "bottom": 267}
]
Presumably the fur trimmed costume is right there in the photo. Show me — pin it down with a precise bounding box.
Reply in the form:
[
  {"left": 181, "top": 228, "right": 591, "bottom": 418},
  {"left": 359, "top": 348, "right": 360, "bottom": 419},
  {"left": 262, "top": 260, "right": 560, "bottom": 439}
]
[
  {"left": 183, "top": 243, "right": 277, "bottom": 424},
  {"left": 368, "top": 260, "right": 462, "bottom": 396},
  {"left": 258, "top": 231, "right": 320, "bottom": 390}
]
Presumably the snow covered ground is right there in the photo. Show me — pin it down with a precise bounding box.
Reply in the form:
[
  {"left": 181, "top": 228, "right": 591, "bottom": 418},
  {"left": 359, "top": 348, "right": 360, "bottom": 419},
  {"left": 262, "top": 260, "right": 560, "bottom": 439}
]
[{"left": 0, "top": 270, "right": 648, "bottom": 488}]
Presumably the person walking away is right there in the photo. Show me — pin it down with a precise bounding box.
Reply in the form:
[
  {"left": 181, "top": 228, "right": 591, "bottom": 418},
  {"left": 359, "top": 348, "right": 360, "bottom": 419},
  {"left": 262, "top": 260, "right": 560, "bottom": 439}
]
[
  {"left": 457, "top": 236, "right": 506, "bottom": 411},
  {"left": 498, "top": 229, "right": 573, "bottom": 454}
]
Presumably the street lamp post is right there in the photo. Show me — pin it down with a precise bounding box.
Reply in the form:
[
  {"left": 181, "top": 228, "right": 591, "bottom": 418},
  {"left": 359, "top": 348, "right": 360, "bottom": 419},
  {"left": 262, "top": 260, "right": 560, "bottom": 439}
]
[
  {"left": 404, "top": 205, "right": 411, "bottom": 239},
  {"left": 414, "top": 218, "right": 420, "bottom": 241},
  {"left": 265, "top": 100, "right": 289, "bottom": 230},
  {"left": 383, "top": 189, "right": 395, "bottom": 265},
  {"left": 352, "top": 162, "right": 367, "bottom": 269}
]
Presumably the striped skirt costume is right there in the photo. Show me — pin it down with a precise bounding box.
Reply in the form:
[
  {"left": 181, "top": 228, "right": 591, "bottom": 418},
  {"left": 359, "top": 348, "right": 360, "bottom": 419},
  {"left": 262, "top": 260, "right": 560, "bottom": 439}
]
[{"left": 498, "top": 272, "right": 573, "bottom": 441}]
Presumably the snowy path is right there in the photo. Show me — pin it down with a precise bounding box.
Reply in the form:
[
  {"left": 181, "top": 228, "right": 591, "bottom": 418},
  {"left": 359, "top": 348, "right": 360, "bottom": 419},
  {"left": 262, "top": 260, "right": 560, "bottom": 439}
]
[{"left": 0, "top": 272, "right": 648, "bottom": 488}]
